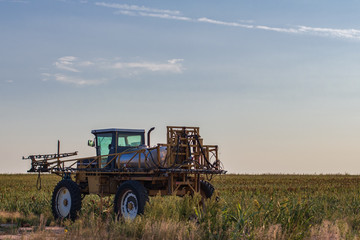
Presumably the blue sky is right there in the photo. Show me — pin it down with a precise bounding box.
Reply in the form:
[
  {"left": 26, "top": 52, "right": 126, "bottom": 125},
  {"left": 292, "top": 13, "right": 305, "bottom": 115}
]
[{"left": 1, "top": 0, "right": 360, "bottom": 173}]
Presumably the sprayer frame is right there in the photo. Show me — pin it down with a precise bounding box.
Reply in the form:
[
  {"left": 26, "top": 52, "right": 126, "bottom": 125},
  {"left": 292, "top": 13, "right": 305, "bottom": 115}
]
[{"left": 25, "top": 126, "right": 225, "bottom": 201}]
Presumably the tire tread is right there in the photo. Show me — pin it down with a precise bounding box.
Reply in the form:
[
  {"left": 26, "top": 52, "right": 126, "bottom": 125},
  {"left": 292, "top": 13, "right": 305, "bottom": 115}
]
[
  {"left": 114, "top": 180, "right": 148, "bottom": 219},
  {"left": 51, "top": 179, "right": 82, "bottom": 221},
  {"left": 200, "top": 180, "right": 215, "bottom": 199}
]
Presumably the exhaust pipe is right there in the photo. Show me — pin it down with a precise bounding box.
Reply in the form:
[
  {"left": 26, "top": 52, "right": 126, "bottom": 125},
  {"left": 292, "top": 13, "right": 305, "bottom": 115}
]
[{"left": 147, "top": 127, "right": 155, "bottom": 147}]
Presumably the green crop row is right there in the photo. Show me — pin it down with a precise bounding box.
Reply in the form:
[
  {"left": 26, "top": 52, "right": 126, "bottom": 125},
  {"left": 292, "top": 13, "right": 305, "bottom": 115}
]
[{"left": 1, "top": 174, "right": 360, "bottom": 239}]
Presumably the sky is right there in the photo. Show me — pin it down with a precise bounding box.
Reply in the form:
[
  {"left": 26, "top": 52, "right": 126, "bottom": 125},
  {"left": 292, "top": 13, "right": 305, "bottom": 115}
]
[{"left": 1, "top": 0, "right": 360, "bottom": 174}]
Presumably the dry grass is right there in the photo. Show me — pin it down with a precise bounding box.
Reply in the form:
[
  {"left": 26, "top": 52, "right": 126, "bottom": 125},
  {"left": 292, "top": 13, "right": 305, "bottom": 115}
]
[
  {"left": 3, "top": 174, "right": 360, "bottom": 239},
  {"left": 254, "top": 224, "right": 285, "bottom": 240},
  {"left": 0, "top": 212, "right": 22, "bottom": 220}
]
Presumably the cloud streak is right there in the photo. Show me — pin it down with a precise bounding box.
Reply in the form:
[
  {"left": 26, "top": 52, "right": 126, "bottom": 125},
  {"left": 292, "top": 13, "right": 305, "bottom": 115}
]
[
  {"left": 95, "top": 2, "right": 180, "bottom": 15},
  {"left": 297, "top": 26, "right": 360, "bottom": 39},
  {"left": 53, "top": 74, "right": 106, "bottom": 86},
  {"left": 54, "top": 56, "right": 81, "bottom": 73},
  {"left": 96, "top": 2, "right": 191, "bottom": 22},
  {"left": 95, "top": 2, "right": 360, "bottom": 41},
  {"left": 138, "top": 12, "right": 191, "bottom": 21},
  {"left": 198, "top": 17, "right": 254, "bottom": 29},
  {"left": 42, "top": 56, "right": 184, "bottom": 86},
  {"left": 112, "top": 59, "right": 184, "bottom": 73}
]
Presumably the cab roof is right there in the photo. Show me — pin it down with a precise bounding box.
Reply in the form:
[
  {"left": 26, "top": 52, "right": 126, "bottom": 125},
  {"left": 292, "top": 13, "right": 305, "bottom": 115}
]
[{"left": 91, "top": 128, "right": 145, "bottom": 134}]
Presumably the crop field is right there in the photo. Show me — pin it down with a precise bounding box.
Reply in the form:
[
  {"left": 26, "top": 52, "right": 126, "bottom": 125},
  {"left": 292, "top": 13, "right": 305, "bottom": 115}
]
[{"left": 1, "top": 174, "right": 360, "bottom": 239}]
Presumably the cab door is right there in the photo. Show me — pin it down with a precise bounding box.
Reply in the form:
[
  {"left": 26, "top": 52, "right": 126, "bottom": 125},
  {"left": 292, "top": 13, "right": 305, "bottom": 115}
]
[{"left": 96, "top": 132, "right": 115, "bottom": 168}]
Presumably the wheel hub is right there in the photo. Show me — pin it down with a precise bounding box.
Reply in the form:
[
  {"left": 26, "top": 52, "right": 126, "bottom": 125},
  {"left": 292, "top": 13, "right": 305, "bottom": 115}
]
[
  {"left": 121, "top": 190, "right": 138, "bottom": 220},
  {"left": 56, "top": 187, "right": 72, "bottom": 217},
  {"left": 127, "top": 202, "right": 134, "bottom": 210}
]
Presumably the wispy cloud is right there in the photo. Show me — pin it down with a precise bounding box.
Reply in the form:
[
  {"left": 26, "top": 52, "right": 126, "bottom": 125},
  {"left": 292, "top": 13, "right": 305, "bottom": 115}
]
[
  {"left": 5, "top": 80, "right": 14, "bottom": 83},
  {"left": 297, "top": 26, "right": 360, "bottom": 39},
  {"left": 95, "top": 2, "right": 180, "bottom": 15},
  {"left": 95, "top": 2, "right": 360, "bottom": 41},
  {"left": 255, "top": 25, "right": 298, "bottom": 33},
  {"left": 42, "top": 56, "right": 184, "bottom": 86},
  {"left": 198, "top": 17, "right": 253, "bottom": 29},
  {"left": 53, "top": 74, "right": 106, "bottom": 86},
  {"left": 197, "top": 17, "right": 360, "bottom": 40},
  {"left": 54, "top": 56, "right": 81, "bottom": 73},
  {"left": 112, "top": 59, "right": 184, "bottom": 73},
  {"left": 138, "top": 12, "right": 191, "bottom": 21},
  {"left": 199, "top": 17, "right": 360, "bottom": 39},
  {"left": 96, "top": 2, "right": 190, "bottom": 21},
  {"left": 41, "top": 73, "right": 51, "bottom": 82}
]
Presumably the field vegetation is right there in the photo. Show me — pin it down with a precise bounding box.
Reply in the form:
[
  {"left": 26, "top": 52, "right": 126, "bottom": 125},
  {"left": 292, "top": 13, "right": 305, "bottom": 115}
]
[{"left": 1, "top": 174, "right": 360, "bottom": 239}]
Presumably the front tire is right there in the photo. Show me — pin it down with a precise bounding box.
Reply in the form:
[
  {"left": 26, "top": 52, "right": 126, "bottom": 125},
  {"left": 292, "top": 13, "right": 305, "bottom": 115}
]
[
  {"left": 114, "top": 181, "right": 148, "bottom": 220},
  {"left": 51, "top": 179, "right": 82, "bottom": 221}
]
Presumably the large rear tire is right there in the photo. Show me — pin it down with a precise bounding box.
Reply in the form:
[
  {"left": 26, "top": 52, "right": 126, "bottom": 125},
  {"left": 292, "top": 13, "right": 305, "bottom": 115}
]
[
  {"left": 51, "top": 179, "right": 82, "bottom": 221},
  {"left": 200, "top": 180, "right": 214, "bottom": 199},
  {"left": 114, "top": 181, "right": 148, "bottom": 220}
]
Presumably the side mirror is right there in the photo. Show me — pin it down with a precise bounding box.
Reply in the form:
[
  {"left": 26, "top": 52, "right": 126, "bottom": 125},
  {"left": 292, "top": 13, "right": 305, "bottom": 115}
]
[{"left": 88, "top": 140, "right": 95, "bottom": 147}]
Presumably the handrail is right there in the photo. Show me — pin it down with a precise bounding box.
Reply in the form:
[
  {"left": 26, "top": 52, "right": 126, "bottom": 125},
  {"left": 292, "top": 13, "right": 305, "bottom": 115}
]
[{"left": 26, "top": 142, "right": 221, "bottom": 173}]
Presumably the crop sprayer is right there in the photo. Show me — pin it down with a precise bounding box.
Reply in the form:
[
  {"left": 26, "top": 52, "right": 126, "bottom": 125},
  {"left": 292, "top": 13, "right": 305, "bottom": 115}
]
[{"left": 23, "top": 126, "right": 226, "bottom": 220}]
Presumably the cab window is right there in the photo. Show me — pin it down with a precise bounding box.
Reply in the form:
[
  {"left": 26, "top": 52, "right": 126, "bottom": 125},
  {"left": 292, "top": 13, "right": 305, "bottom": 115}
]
[
  {"left": 128, "top": 135, "right": 141, "bottom": 147},
  {"left": 118, "top": 134, "right": 142, "bottom": 147},
  {"left": 97, "top": 133, "right": 112, "bottom": 156}
]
